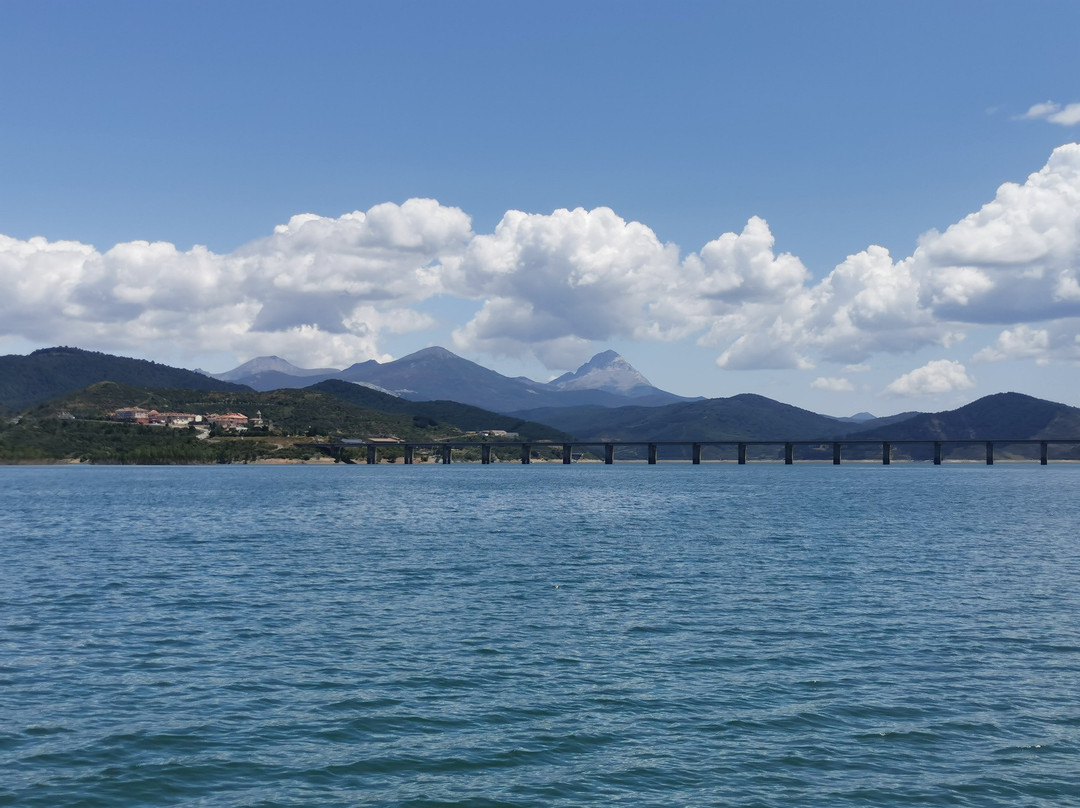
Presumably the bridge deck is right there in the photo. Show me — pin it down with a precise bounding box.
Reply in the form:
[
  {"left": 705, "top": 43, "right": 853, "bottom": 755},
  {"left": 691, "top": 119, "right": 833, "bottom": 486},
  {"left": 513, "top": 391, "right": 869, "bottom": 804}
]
[{"left": 306, "top": 439, "right": 1080, "bottom": 466}]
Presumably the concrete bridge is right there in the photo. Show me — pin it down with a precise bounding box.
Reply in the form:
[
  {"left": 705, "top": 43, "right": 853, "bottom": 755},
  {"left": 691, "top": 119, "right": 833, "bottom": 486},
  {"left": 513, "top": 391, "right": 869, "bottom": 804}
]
[{"left": 306, "top": 439, "right": 1080, "bottom": 465}]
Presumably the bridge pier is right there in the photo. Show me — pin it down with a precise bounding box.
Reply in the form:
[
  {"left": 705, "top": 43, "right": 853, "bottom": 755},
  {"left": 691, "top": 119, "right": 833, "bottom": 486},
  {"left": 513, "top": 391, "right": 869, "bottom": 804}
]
[{"left": 313, "top": 438, "right": 1073, "bottom": 468}]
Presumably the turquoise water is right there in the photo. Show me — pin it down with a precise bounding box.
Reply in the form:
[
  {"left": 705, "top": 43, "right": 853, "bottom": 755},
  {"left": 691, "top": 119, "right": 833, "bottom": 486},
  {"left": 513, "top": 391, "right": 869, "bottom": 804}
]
[{"left": 2, "top": 463, "right": 1080, "bottom": 806}]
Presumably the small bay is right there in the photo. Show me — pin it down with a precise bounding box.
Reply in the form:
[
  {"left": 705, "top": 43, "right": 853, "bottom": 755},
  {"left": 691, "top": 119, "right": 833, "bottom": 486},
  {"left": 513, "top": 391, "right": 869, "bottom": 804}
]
[{"left": 2, "top": 463, "right": 1080, "bottom": 807}]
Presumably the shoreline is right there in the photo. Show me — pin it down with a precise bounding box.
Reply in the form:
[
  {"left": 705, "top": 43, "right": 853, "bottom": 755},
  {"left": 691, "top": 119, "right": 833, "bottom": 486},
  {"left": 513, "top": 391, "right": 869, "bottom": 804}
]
[{"left": 3, "top": 458, "right": 1076, "bottom": 467}]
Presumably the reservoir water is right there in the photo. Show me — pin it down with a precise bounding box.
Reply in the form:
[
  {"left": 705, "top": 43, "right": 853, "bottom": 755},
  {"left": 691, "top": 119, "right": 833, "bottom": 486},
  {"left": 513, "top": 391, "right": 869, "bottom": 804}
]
[{"left": 2, "top": 463, "right": 1080, "bottom": 806}]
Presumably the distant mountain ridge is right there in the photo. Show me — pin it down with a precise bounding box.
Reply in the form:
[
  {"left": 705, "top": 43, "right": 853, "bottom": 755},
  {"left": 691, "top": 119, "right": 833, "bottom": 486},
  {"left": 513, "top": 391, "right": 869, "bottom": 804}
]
[
  {"left": 512, "top": 393, "right": 876, "bottom": 443},
  {"left": 5, "top": 347, "right": 1080, "bottom": 449},
  {"left": 214, "top": 346, "right": 698, "bottom": 412},
  {"left": 829, "top": 411, "right": 879, "bottom": 423},
  {"left": 511, "top": 390, "right": 1080, "bottom": 446},
  {"left": 306, "top": 379, "right": 572, "bottom": 442},
  {"left": 0, "top": 347, "right": 251, "bottom": 413},
  {"left": 23, "top": 378, "right": 570, "bottom": 444},
  {"left": 213, "top": 355, "right": 339, "bottom": 381},
  {"left": 847, "top": 392, "right": 1080, "bottom": 441}
]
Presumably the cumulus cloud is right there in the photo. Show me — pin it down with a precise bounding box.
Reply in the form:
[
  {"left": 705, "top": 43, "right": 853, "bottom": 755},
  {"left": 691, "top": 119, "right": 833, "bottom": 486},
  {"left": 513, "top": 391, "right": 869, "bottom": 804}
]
[
  {"left": 4, "top": 142, "right": 1080, "bottom": 376},
  {"left": 450, "top": 206, "right": 682, "bottom": 367},
  {"left": 689, "top": 142, "right": 1080, "bottom": 371},
  {"left": 884, "top": 360, "right": 975, "bottom": 397},
  {"left": 971, "top": 322, "right": 1080, "bottom": 365},
  {"left": 1021, "top": 101, "right": 1080, "bottom": 126},
  {"left": 690, "top": 218, "right": 817, "bottom": 369},
  {"left": 911, "top": 143, "right": 1080, "bottom": 325},
  {"left": 0, "top": 200, "right": 472, "bottom": 369},
  {"left": 811, "top": 376, "right": 854, "bottom": 392}
]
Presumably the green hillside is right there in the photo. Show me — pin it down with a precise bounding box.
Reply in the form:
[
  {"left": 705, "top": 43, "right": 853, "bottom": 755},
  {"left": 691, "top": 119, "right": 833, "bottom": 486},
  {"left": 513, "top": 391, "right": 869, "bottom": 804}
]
[
  {"left": 849, "top": 393, "right": 1080, "bottom": 440},
  {"left": 514, "top": 393, "right": 865, "bottom": 442},
  {"left": 1, "top": 382, "right": 464, "bottom": 463},
  {"left": 307, "top": 379, "right": 574, "bottom": 442},
  {"left": 1, "top": 379, "right": 575, "bottom": 463},
  {"left": 0, "top": 346, "right": 250, "bottom": 413},
  {"left": 0, "top": 418, "right": 280, "bottom": 464},
  {"left": 23, "top": 381, "right": 444, "bottom": 440}
]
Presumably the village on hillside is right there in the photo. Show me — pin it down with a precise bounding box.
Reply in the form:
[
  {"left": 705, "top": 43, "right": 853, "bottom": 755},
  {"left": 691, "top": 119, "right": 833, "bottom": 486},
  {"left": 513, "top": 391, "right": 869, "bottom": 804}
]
[
  {"left": 110, "top": 407, "right": 265, "bottom": 431},
  {"left": 106, "top": 406, "right": 519, "bottom": 440}
]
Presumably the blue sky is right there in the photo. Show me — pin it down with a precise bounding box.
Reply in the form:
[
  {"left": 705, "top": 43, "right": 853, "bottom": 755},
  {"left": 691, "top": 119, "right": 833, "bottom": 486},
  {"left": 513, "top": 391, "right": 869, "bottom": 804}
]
[{"left": 3, "top": 1, "right": 1080, "bottom": 415}]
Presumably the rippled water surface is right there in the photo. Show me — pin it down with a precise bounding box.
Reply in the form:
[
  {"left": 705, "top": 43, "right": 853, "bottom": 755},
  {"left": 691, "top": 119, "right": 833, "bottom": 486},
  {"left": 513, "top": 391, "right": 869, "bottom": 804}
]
[{"left": 3, "top": 463, "right": 1080, "bottom": 806}]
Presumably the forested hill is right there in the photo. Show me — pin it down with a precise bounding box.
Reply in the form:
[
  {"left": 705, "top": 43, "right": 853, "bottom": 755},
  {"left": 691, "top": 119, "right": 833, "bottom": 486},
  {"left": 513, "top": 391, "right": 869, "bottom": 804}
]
[
  {"left": 510, "top": 393, "right": 880, "bottom": 442},
  {"left": 848, "top": 392, "right": 1080, "bottom": 440},
  {"left": 0, "top": 347, "right": 250, "bottom": 413},
  {"left": 22, "top": 379, "right": 570, "bottom": 444},
  {"left": 306, "top": 379, "right": 572, "bottom": 442},
  {"left": 23, "top": 381, "right": 433, "bottom": 441}
]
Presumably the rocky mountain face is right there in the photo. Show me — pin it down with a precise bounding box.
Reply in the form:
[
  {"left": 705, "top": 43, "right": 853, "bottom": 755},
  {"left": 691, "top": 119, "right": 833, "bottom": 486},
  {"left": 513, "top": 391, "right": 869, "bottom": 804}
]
[{"left": 548, "top": 350, "right": 658, "bottom": 396}]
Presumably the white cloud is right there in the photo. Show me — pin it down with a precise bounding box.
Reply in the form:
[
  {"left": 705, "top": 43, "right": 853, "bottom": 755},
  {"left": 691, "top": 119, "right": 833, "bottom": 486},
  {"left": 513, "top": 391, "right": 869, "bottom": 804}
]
[
  {"left": 973, "top": 325, "right": 1050, "bottom": 363},
  {"left": 811, "top": 376, "right": 854, "bottom": 392},
  {"left": 1053, "top": 106, "right": 1080, "bottom": 126},
  {"left": 1021, "top": 101, "right": 1080, "bottom": 126},
  {"left": 906, "top": 142, "right": 1080, "bottom": 340},
  {"left": 802, "top": 246, "right": 952, "bottom": 362},
  {"left": 972, "top": 321, "right": 1080, "bottom": 365},
  {"left": 884, "top": 360, "right": 975, "bottom": 397},
  {"left": 451, "top": 206, "right": 685, "bottom": 367},
  {"left": 238, "top": 198, "right": 472, "bottom": 335},
  {"left": 0, "top": 200, "right": 473, "bottom": 369},
  {"left": 452, "top": 211, "right": 825, "bottom": 371},
  {"left": 4, "top": 142, "right": 1080, "bottom": 375},
  {"left": 697, "top": 142, "right": 1080, "bottom": 370},
  {"left": 690, "top": 218, "right": 818, "bottom": 369},
  {"left": 691, "top": 216, "right": 809, "bottom": 303}
]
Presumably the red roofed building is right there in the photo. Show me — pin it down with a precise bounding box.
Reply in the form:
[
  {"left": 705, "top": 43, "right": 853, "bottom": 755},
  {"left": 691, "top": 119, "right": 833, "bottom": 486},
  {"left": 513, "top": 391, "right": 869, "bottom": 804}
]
[{"left": 208, "top": 412, "right": 249, "bottom": 430}]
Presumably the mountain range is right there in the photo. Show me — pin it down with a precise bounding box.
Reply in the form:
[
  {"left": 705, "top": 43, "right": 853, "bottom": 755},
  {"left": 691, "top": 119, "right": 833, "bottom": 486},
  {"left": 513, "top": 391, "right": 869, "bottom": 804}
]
[
  {"left": 207, "top": 346, "right": 699, "bottom": 412},
  {"left": 5, "top": 345, "right": 1080, "bottom": 450},
  {"left": 511, "top": 395, "right": 918, "bottom": 443}
]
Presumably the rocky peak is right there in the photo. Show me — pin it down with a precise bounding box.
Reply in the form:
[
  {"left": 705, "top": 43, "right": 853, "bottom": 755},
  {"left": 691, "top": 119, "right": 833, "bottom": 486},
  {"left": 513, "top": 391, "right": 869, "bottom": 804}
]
[{"left": 549, "top": 350, "right": 655, "bottom": 395}]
